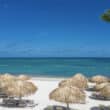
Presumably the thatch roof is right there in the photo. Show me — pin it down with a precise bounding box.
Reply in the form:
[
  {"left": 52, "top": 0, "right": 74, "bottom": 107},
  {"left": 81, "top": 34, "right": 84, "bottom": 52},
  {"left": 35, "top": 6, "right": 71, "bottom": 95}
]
[
  {"left": 50, "top": 86, "right": 86, "bottom": 104},
  {"left": 0, "top": 73, "right": 17, "bottom": 81},
  {"left": 5, "top": 80, "right": 37, "bottom": 98},
  {"left": 0, "top": 73, "right": 17, "bottom": 90},
  {"left": 59, "top": 73, "right": 88, "bottom": 90},
  {"left": 100, "top": 84, "right": 110, "bottom": 97},
  {"left": 18, "top": 75, "right": 31, "bottom": 81},
  {"left": 90, "top": 75, "right": 109, "bottom": 84},
  {"left": 95, "top": 83, "right": 109, "bottom": 91}
]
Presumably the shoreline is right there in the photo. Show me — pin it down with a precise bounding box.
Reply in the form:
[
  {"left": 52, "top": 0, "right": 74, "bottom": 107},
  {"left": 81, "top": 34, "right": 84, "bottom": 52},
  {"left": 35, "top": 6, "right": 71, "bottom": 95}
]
[
  {"left": 31, "top": 76, "right": 66, "bottom": 81},
  {"left": 0, "top": 73, "right": 68, "bottom": 81}
]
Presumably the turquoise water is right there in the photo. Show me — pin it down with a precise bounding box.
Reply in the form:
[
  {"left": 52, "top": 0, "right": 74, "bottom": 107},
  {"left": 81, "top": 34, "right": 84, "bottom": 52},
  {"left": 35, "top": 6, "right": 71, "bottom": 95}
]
[{"left": 0, "top": 58, "right": 110, "bottom": 77}]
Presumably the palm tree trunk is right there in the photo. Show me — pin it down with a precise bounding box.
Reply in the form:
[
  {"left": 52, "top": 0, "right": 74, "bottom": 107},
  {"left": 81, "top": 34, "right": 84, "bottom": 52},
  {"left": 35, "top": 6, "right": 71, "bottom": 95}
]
[{"left": 67, "top": 103, "right": 70, "bottom": 110}]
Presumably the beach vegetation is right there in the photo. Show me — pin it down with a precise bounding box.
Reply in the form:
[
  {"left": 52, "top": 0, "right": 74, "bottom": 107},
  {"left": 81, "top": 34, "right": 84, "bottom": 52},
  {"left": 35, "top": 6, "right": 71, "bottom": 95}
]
[{"left": 101, "top": 9, "right": 110, "bottom": 22}]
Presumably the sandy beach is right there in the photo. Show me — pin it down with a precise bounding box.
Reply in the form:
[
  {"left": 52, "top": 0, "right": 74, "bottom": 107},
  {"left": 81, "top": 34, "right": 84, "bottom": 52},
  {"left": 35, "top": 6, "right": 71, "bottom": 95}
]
[
  {"left": 0, "top": 0, "right": 109, "bottom": 109},
  {"left": 0, "top": 77, "right": 109, "bottom": 110}
]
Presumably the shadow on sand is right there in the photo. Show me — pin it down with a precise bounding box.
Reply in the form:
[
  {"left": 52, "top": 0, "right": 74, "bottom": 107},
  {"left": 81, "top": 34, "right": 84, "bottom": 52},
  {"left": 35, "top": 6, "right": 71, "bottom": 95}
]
[
  {"left": 0, "top": 99, "right": 38, "bottom": 108},
  {"left": 89, "top": 95, "right": 110, "bottom": 101},
  {"left": 86, "top": 87, "right": 96, "bottom": 92},
  {"left": 44, "top": 105, "right": 77, "bottom": 110},
  {"left": 91, "top": 106, "right": 110, "bottom": 110}
]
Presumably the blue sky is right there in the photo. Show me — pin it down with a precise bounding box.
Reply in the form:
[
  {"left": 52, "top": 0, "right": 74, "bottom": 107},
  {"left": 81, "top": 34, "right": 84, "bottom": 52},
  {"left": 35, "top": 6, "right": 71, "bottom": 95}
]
[{"left": 0, "top": 0, "right": 110, "bottom": 57}]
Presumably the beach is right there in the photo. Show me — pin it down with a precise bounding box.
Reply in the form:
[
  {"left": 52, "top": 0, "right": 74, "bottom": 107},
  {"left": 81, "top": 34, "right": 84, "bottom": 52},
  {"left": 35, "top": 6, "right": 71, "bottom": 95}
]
[
  {"left": 0, "top": 77, "right": 109, "bottom": 110},
  {"left": 0, "top": 0, "right": 110, "bottom": 109}
]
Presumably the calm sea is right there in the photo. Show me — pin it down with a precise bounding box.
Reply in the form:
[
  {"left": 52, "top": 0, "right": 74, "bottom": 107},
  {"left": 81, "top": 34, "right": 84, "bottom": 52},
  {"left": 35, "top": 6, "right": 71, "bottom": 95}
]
[{"left": 0, "top": 58, "right": 110, "bottom": 77}]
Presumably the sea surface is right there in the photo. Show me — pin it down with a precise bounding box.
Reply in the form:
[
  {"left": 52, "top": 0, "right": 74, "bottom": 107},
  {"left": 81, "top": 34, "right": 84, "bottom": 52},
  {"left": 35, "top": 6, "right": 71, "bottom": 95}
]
[{"left": 0, "top": 58, "right": 110, "bottom": 77}]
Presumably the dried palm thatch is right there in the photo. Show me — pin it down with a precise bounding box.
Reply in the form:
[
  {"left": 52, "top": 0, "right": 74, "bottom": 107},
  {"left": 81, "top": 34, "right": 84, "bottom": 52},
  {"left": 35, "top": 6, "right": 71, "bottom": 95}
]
[
  {"left": 100, "top": 84, "right": 110, "bottom": 97},
  {"left": 18, "top": 74, "right": 31, "bottom": 81},
  {"left": 90, "top": 75, "right": 109, "bottom": 84},
  {"left": 50, "top": 86, "right": 86, "bottom": 110},
  {"left": 59, "top": 78, "right": 72, "bottom": 87},
  {"left": 0, "top": 73, "right": 17, "bottom": 90},
  {"left": 5, "top": 80, "right": 37, "bottom": 98},
  {"left": 59, "top": 73, "right": 88, "bottom": 90},
  {"left": 95, "top": 83, "right": 109, "bottom": 91},
  {"left": 0, "top": 73, "right": 17, "bottom": 81},
  {"left": 72, "top": 73, "right": 88, "bottom": 87},
  {"left": 0, "top": 79, "right": 14, "bottom": 90}
]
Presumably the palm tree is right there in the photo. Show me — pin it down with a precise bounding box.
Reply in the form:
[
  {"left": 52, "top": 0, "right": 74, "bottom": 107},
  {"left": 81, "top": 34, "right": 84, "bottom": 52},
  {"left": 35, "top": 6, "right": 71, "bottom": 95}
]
[{"left": 101, "top": 9, "right": 110, "bottom": 22}]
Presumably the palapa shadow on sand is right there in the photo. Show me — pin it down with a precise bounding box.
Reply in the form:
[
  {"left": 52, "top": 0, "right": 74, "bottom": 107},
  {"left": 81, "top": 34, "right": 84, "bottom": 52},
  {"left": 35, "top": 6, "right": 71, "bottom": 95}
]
[
  {"left": 0, "top": 99, "right": 38, "bottom": 108},
  {"left": 86, "top": 87, "right": 96, "bottom": 92},
  {"left": 0, "top": 103, "right": 38, "bottom": 108},
  {"left": 89, "top": 95, "right": 110, "bottom": 101},
  {"left": 91, "top": 106, "right": 110, "bottom": 110},
  {"left": 44, "top": 105, "right": 77, "bottom": 110}
]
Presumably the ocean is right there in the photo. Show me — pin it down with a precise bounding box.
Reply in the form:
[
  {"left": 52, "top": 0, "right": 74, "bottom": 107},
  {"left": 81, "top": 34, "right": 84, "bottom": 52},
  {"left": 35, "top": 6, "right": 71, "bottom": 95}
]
[{"left": 0, "top": 57, "right": 110, "bottom": 77}]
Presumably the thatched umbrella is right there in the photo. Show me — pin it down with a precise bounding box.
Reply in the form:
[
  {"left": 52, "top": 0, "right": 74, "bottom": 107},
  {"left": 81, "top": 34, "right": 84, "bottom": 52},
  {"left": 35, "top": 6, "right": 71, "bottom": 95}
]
[
  {"left": 72, "top": 73, "right": 88, "bottom": 88},
  {"left": 0, "top": 73, "right": 17, "bottom": 81},
  {"left": 100, "top": 84, "right": 110, "bottom": 97},
  {"left": 0, "top": 79, "right": 14, "bottom": 90},
  {"left": 18, "top": 75, "right": 31, "bottom": 81},
  {"left": 72, "top": 73, "right": 87, "bottom": 79},
  {"left": 59, "top": 73, "right": 88, "bottom": 90},
  {"left": 95, "top": 83, "right": 109, "bottom": 91},
  {"left": 90, "top": 75, "right": 109, "bottom": 84},
  {"left": 5, "top": 80, "right": 37, "bottom": 99},
  {"left": 50, "top": 86, "right": 86, "bottom": 110},
  {"left": 0, "top": 73, "right": 18, "bottom": 91},
  {"left": 59, "top": 78, "right": 72, "bottom": 86}
]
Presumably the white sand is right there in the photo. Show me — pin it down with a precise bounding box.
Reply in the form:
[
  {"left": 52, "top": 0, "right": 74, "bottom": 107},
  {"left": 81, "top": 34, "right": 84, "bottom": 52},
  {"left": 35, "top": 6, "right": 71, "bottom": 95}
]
[{"left": 0, "top": 77, "right": 110, "bottom": 110}]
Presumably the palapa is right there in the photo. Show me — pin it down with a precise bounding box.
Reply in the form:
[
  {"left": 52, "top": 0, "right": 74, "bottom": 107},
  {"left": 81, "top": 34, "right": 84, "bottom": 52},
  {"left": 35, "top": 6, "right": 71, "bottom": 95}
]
[
  {"left": 18, "top": 74, "right": 31, "bottom": 81},
  {"left": 5, "top": 80, "right": 37, "bottom": 98},
  {"left": 95, "top": 83, "right": 109, "bottom": 91},
  {"left": 100, "top": 84, "right": 110, "bottom": 97},
  {"left": 0, "top": 73, "right": 17, "bottom": 90},
  {"left": 59, "top": 73, "right": 88, "bottom": 90},
  {"left": 50, "top": 86, "right": 86, "bottom": 110},
  {"left": 90, "top": 75, "right": 109, "bottom": 84}
]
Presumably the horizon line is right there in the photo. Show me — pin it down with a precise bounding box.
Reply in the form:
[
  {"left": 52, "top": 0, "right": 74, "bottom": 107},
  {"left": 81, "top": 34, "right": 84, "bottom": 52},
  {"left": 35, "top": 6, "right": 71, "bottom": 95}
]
[{"left": 0, "top": 57, "right": 110, "bottom": 58}]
